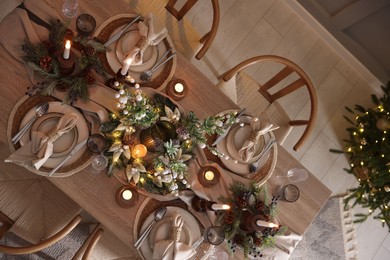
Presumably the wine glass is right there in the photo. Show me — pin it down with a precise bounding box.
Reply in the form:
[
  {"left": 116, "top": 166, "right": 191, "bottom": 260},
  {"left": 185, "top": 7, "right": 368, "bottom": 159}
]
[
  {"left": 91, "top": 155, "right": 108, "bottom": 174},
  {"left": 287, "top": 168, "right": 308, "bottom": 183},
  {"left": 62, "top": 0, "right": 79, "bottom": 18}
]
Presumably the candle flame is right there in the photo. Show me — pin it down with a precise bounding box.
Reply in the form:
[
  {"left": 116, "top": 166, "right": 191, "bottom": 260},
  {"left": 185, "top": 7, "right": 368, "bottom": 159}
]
[{"left": 65, "top": 40, "right": 71, "bottom": 49}]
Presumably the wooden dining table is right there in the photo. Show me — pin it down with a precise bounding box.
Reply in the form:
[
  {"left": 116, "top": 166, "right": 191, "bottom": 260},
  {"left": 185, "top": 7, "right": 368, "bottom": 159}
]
[{"left": 0, "top": 0, "right": 332, "bottom": 258}]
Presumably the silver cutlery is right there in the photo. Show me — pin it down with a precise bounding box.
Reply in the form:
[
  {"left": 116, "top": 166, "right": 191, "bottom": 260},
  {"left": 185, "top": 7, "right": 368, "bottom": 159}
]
[
  {"left": 134, "top": 206, "right": 167, "bottom": 249},
  {"left": 249, "top": 138, "right": 276, "bottom": 173},
  {"left": 104, "top": 14, "right": 142, "bottom": 47},
  {"left": 140, "top": 49, "right": 176, "bottom": 82},
  {"left": 211, "top": 108, "right": 246, "bottom": 146},
  {"left": 48, "top": 138, "right": 88, "bottom": 176},
  {"left": 12, "top": 102, "right": 49, "bottom": 144}
]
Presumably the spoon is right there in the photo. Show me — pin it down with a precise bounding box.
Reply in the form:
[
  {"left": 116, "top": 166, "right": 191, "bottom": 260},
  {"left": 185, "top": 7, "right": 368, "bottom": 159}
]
[
  {"left": 12, "top": 102, "right": 49, "bottom": 144},
  {"left": 249, "top": 138, "right": 276, "bottom": 173},
  {"left": 140, "top": 49, "right": 176, "bottom": 82},
  {"left": 134, "top": 206, "right": 167, "bottom": 249}
]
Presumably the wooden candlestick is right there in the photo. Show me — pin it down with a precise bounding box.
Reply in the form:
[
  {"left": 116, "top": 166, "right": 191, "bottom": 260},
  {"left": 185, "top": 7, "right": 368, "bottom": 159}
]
[
  {"left": 166, "top": 79, "right": 188, "bottom": 101},
  {"left": 198, "top": 165, "right": 220, "bottom": 187},
  {"left": 115, "top": 186, "right": 139, "bottom": 208},
  {"left": 56, "top": 49, "right": 75, "bottom": 76}
]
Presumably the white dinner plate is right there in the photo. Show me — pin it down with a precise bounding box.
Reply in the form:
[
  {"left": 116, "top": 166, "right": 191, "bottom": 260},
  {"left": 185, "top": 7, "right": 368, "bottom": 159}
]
[
  {"left": 226, "top": 124, "right": 265, "bottom": 164},
  {"left": 30, "top": 112, "right": 78, "bottom": 158},
  {"left": 138, "top": 206, "right": 201, "bottom": 260},
  {"left": 102, "top": 15, "right": 168, "bottom": 82},
  {"left": 115, "top": 29, "right": 159, "bottom": 72},
  {"left": 216, "top": 114, "right": 272, "bottom": 175},
  {"left": 19, "top": 102, "right": 89, "bottom": 169}
]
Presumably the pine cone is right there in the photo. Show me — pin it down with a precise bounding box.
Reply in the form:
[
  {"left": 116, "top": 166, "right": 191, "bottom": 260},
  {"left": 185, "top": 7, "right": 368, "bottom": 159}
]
[
  {"left": 56, "top": 81, "right": 70, "bottom": 92},
  {"left": 225, "top": 212, "right": 235, "bottom": 225},
  {"left": 85, "top": 45, "right": 96, "bottom": 56},
  {"left": 232, "top": 234, "right": 244, "bottom": 246},
  {"left": 253, "top": 237, "right": 263, "bottom": 247},
  {"left": 42, "top": 40, "right": 54, "bottom": 52},
  {"left": 256, "top": 201, "right": 264, "bottom": 211},
  {"left": 85, "top": 71, "right": 96, "bottom": 85},
  {"left": 39, "top": 56, "right": 53, "bottom": 72},
  {"left": 238, "top": 196, "right": 248, "bottom": 207},
  {"left": 122, "top": 132, "right": 136, "bottom": 146},
  {"left": 64, "top": 29, "right": 74, "bottom": 40}
]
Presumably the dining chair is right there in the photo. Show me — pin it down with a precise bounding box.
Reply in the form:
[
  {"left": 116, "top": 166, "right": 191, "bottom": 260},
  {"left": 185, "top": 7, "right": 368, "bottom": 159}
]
[
  {"left": 165, "top": 0, "right": 220, "bottom": 60},
  {"left": 0, "top": 214, "right": 82, "bottom": 255},
  {"left": 218, "top": 55, "right": 318, "bottom": 151},
  {"left": 0, "top": 141, "right": 82, "bottom": 245},
  {"left": 0, "top": 211, "right": 14, "bottom": 240}
]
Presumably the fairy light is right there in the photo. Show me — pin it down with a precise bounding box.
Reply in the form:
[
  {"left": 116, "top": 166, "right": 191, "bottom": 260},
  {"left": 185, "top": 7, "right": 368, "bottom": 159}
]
[
  {"left": 359, "top": 128, "right": 364, "bottom": 133},
  {"left": 347, "top": 147, "right": 352, "bottom": 152},
  {"left": 351, "top": 163, "right": 354, "bottom": 167},
  {"left": 360, "top": 161, "right": 364, "bottom": 166},
  {"left": 382, "top": 154, "right": 385, "bottom": 158},
  {"left": 383, "top": 137, "right": 386, "bottom": 141},
  {"left": 353, "top": 132, "right": 357, "bottom": 136},
  {"left": 369, "top": 209, "right": 373, "bottom": 213},
  {"left": 139, "top": 177, "right": 145, "bottom": 184},
  {"left": 359, "top": 145, "right": 363, "bottom": 149},
  {"left": 384, "top": 131, "right": 387, "bottom": 134}
]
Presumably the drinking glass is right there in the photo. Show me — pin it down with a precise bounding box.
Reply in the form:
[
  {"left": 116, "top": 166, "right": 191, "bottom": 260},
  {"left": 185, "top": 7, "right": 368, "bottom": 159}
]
[
  {"left": 205, "top": 226, "right": 225, "bottom": 245},
  {"left": 62, "top": 0, "right": 79, "bottom": 18},
  {"left": 277, "top": 184, "right": 300, "bottom": 202},
  {"left": 87, "top": 134, "right": 106, "bottom": 154},
  {"left": 287, "top": 168, "right": 308, "bottom": 183},
  {"left": 91, "top": 155, "right": 108, "bottom": 173}
]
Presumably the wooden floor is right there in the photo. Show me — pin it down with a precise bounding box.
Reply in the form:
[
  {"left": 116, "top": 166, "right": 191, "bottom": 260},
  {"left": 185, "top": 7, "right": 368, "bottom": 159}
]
[{"left": 128, "top": 0, "right": 390, "bottom": 259}]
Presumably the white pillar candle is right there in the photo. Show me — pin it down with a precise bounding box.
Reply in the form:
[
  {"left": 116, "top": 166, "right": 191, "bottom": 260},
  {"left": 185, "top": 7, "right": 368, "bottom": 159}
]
[
  {"left": 122, "top": 189, "right": 133, "bottom": 200},
  {"left": 121, "top": 58, "right": 132, "bottom": 75},
  {"left": 211, "top": 203, "right": 230, "bottom": 210},
  {"left": 63, "top": 40, "right": 71, "bottom": 60},
  {"left": 174, "top": 83, "right": 184, "bottom": 93},
  {"left": 255, "top": 220, "right": 278, "bottom": 228}
]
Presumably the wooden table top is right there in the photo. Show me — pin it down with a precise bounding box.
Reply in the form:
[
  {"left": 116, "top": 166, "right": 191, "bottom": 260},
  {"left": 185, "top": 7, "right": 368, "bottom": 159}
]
[{"left": 0, "top": 0, "right": 332, "bottom": 257}]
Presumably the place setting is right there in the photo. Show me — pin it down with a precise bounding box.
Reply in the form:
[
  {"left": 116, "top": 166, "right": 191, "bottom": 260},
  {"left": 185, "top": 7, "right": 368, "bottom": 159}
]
[
  {"left": 94, "top": 13, "right": 177, "bottom": 89},
  {"left": 211, "top": 109, "right": 279, "bottom": 185}
]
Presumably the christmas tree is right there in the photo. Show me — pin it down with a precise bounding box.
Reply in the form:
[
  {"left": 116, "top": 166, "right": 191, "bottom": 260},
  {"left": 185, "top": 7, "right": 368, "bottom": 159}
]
[{"left": 332, "top": 82, "right": 390, "bottom": 230}]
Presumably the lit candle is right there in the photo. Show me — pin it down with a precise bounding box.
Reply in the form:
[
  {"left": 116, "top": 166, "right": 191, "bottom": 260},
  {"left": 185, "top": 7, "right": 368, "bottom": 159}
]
[
  {"left": 120, "top": 58, "right": 132, "bottom": 75},
  {"left": 122, "top": 189, "right": 133, "bottom": 200},
  {"left": 63, "top": 40, "right": 71, "bottom": 60},
  {"left": 131, "top": 144, "right": 147, "bottom": 158},
  {"left": 174, "top": 83, "right": 184, "bottom": 93},
  {"left": 204, "top": 170, "right": 215, "bottom": 181},
  {"left": 211, "top": 203, "right": 230, "bottom": 211},
  {"left": 255, "top": 220, "right": 278, "bottom": 228}
]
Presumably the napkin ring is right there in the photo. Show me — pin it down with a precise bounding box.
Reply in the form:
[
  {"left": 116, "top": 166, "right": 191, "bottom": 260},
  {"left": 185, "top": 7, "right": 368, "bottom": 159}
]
[
  {"left": 248, "top": 130, "right": 262, "bottom": 142},
  {"left": 173, "top": 226, "right": 182, "bottom": 241},
  {"left": 135, "top": 36, "right": 151, "bottom": 53}
]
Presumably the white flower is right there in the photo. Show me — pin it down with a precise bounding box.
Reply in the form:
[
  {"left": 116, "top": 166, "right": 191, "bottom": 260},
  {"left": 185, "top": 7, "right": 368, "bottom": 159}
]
[
  {"left": 109, "top": 142, "right": 131, "bottom": 160},
  {"left": 160, "top": 106, "right": 181, "bottom": 123},
  {"left": 126, "top": 162, "right": 146, "bottom": 184}
]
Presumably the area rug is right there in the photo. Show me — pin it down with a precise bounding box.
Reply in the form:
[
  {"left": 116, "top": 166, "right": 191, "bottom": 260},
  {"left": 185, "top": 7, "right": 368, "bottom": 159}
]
[{"left": 290, "top": 196, "right": 358, "bottom": 260}]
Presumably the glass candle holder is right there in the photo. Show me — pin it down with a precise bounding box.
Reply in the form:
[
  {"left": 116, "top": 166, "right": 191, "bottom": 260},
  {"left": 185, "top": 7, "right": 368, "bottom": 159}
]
[
  {"left": 166, "top": 79, "right": 188, "bottom": 101},
  {"left": 76, "top": 14, "right": 96, "bottom": 37},
  {"left": 204, "top": 226, "right": 225, "bottom": 245},
  {"left": 87, "top": 134, "right": 106, "bottom": 154},
  {"left": 91, "top": 155, "right": 108, "bottom": 173}
]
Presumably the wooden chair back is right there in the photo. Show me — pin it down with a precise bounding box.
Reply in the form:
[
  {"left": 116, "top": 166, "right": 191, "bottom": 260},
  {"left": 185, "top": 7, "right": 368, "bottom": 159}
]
[
  {"left": 0, "top": 215, "right": 81, "bottom": 255},
  {"left": 165, "top": 0, "right": 220, "bottom": 59},
  {"left": 0, "top": 211, "right": 14, "bottom": 240},
  {"left": 221, "top": 55, "right": 318, "bottom": 151}
]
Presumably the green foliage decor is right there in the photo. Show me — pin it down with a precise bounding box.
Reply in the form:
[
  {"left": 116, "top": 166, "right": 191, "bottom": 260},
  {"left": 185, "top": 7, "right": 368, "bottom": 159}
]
[
  {"left": 22, "top": 19, "right": 107, "bottom": 103},
  {"left": 331, "top": 82, "right": 390, "bottom": 230}
]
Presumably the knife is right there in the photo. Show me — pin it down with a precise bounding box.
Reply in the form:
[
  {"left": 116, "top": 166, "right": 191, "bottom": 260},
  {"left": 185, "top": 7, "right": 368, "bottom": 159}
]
[
  {"left": 17, "top": 3, "right": 51, "bottom": 30},
  {"left": 48, "top": 138, "right": 88, "bottom": 176},
  {"left": 104, "top": 14, "right": 142, "bottom": 47},
  {"left": 212, "top": 108, "right": 246, "bottom": 146}
]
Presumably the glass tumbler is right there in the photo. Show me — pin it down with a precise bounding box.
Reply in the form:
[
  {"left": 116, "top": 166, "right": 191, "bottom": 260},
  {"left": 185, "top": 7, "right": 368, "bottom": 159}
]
[
  {"left": 62, "top": 0, "right": 79, "bottom": 18},
  {"left": 277, "top": 184, "right": 300, "bottom": 202}
]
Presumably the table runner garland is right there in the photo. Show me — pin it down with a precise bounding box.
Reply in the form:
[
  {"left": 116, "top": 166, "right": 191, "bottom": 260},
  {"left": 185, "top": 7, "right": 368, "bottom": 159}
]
[
  {"left": 22, "top": 19, "right": 108, "bottom": 103},
  {"left": 100, "top": 81, "right": 239, "bottom": 196},
  {"left": 217, "top": 183, "right": 286, "bottom": 258}
]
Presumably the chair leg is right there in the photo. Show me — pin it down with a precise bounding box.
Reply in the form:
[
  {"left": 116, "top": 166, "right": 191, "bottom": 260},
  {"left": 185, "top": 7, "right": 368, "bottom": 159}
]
[
  {"left": 165, "top": 0, "right": 199, "bottom": 21},
  {"left": 0, "top": 211, "right": 14, "bottom": 239}
]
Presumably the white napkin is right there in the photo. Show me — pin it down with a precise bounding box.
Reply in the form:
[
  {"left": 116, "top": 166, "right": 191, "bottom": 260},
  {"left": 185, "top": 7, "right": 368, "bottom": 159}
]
[
  {"left": 238, "top": 118, "right": 278, "bottom": 162},
  {"left": 261, "top": 229, "right": 302, "bottom": 259},
  {"left": 5, "top": 113, "right": 78, "bottom": 169},
  {"left": 152, "top": 213, "right": 196, "bottom": 260},
  {"left": 124, "top": 13, "right": 167, "bottom": 65}
]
